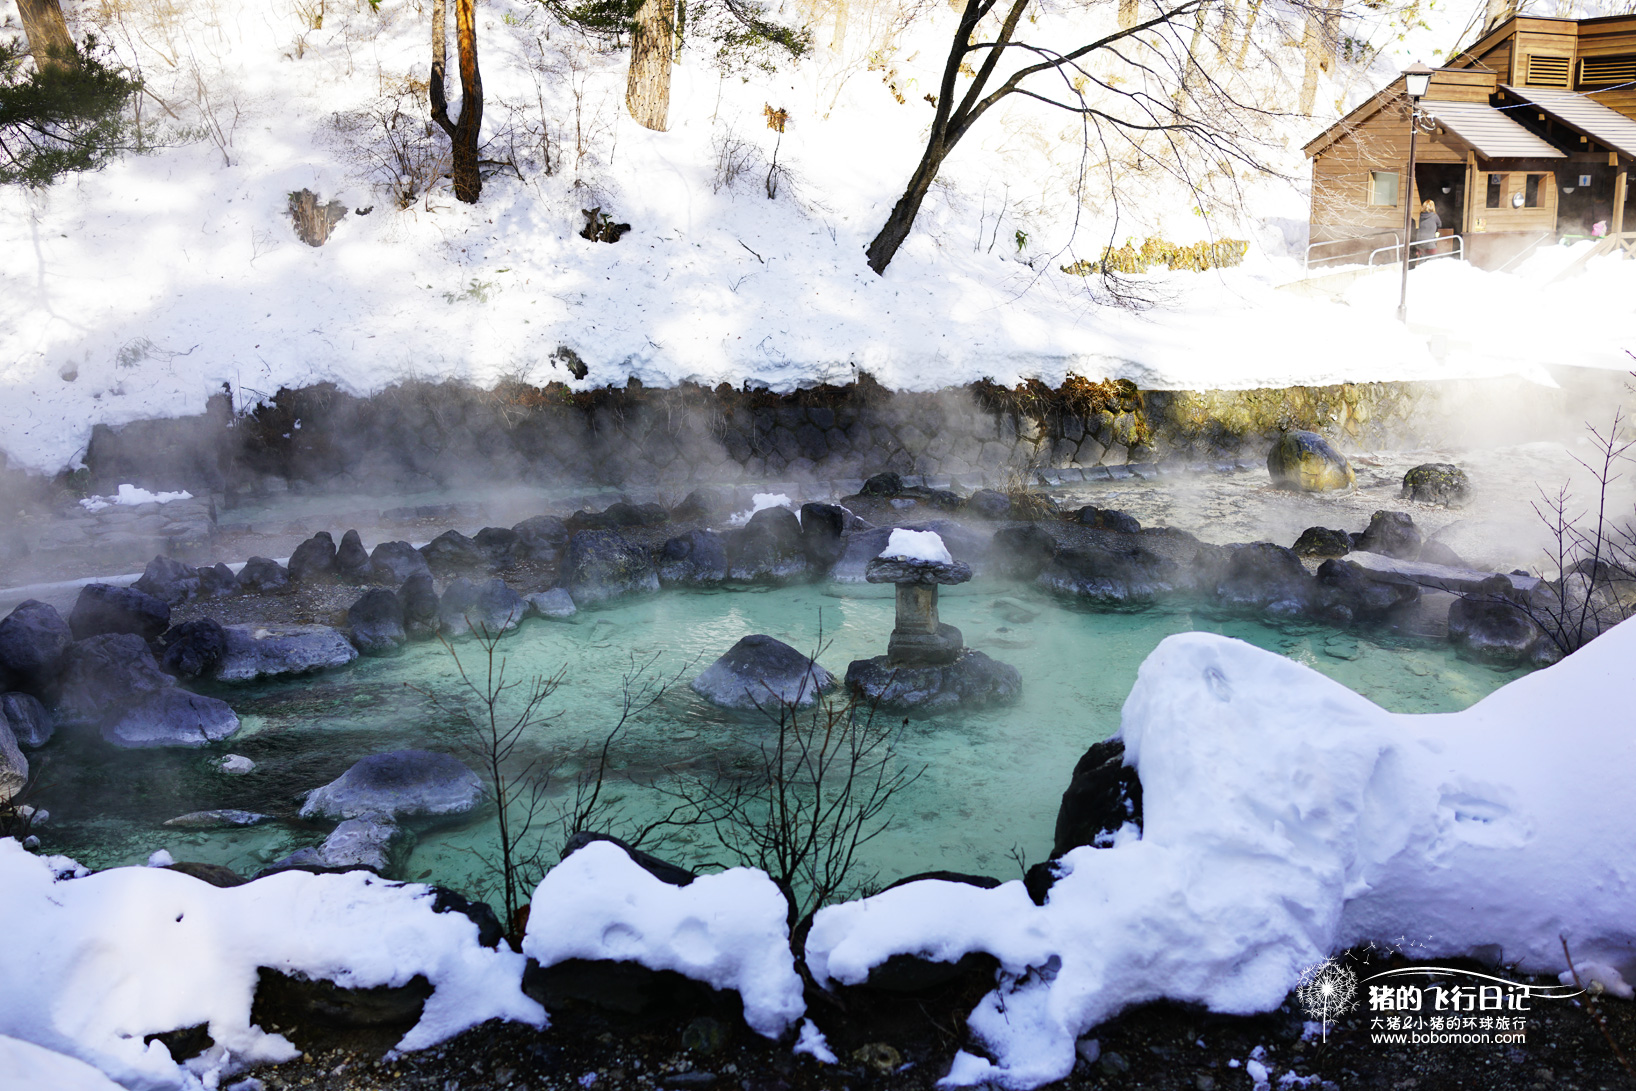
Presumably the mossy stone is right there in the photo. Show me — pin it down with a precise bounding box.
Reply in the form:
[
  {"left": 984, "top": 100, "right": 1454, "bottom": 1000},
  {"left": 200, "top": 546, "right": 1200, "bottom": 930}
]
[{"left": 1267, "top": 431, "right": 1354, "bottom": 492}]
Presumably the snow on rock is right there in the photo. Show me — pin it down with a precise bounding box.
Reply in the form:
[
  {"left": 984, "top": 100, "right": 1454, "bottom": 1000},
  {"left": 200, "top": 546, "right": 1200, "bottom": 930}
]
[
  {"left": 878, "top": 528, "right": 954, "bottom": 565},
  {"left": 0, "top": 840, "right": 543, "bottom": 1091},
  {"left": 793, "top": 1019, "right": 838, "bottom": 1064},
  {"left": 727, "top": 494, "right": 796, "bottom": 528},
  {"left": 78, "top": 485, "right": 194, "bottom": 513},
  {"left": 523, "top": 839, "right": 804, "bottom": 1038},
  {"left": 806, "top": 617, "right": 1636, "bottom": 1089}
]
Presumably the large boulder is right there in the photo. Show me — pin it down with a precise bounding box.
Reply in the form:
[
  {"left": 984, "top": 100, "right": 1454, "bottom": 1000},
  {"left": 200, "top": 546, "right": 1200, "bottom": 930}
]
[
  {"left": 369, "top": 541, "right": 432, "bottom": 585},
  {"left": 0, "top": 601, "right": 73, "bottom": 695},
  {"left": 670, "top": 488, "right": 728, "bottom": 524},
  {"left": 0, "top": 715, "right": 26, "bottom": 801},
  {"left": 68, "top": 584, "right": 171, "bottom": 642},
  {"left": 287, "top": 531, "right": 338, "bottom": 583},
  {"left": 1052, "top": 738, "right": 1143, "bottom": 858},
  {"left": 1354, "top": 510, "right": 1423, "bottom": 561},
  {"left": 103, "top": 689, "right": 241, "bottom": 749},
  {"left": 690, "top": 635, "right": 834, "bottom": 710},
  {"left": 1039, "top": 544, "right": 1177, "bottom": 604},
  {"left": 799, "top": 503, "right": 850, "bottom": 569},
  {"left": 992, "top": 524, "right": 1060, "bottom": 581},
  {"left": 1313, "top": 559, "right": 1421, "bottom": 625},
  {"left": 348, "top": 588, "right": 407, "bottom": 654},
  {"left": 1073, "top": 507, "right": 1142, "bottom": 534},
  {"left": 474, "top": 527, "right": 523, "bottom": 569},
  {"left": 859, "top": 472, "right": 903, "bottom": 497},
  {"left": 1291, "top": 526, "right": 1353, "bottom": 559},
  {"left": 335, "top": 529, "right": 372, "bottom": 583},
  {"left": 656, "top": 529, "right": 728, "bottom": 586},
  {"left": 1447, "top": 595, "right": 1550, "bottom": 668},
  {"left": 0, "top": 692, "right": 53, "bottom": 748},
  {"left": 845, "top": 650, "right": 1021, "bottom": 714},
  {"left": 401, "top": 573, "right": 441, "bottom": 640},
  {"left": 216, "top": 624, "right": 359, "bottom": 682},
  {"left": 159, "top": 618, "right": 229, "bottom": 678},
  {"left": 300, "top": 749, "right": 484, "bottom": 822},
  {"left": 133, "top": 555, "right": 200, "bottom": 605},
  {"left": 315, "top": 815, "right": 416, "bottom": 876},
  {"left": 1266, "top": 430, "right": 1354, "bottom": 492},
  {"left": 1215, "top": 543, "right": 1314, "bottom": 615},
  {"left": 53, "top": 633, "right": 171, "bottom": 727},
  {"left": 525, "top": 588, "right": 578, "bottom": 620},
  {"left": 1402, "top": 463, "right": 1471, "bottom": 507},
  {"left": 726, "top": 506, "right": 808, "bottom": 582},
  {"left": 512, "top": 515, "right": 569, "bottom": 562},
  {"left": 420, "top": 530, "right": 495, "bottom": 575},
  {"left": 964, "top": 489, "right": 1012, "bottom": 520},
  {"left": 564, "top": 530, "right": 659, "bottom": 605},
  {"left": 439, "top": 577, "right": 526, "bottom": 638},
  {"left": 236, "top": 557, "right": 290, "bottom": 594}
]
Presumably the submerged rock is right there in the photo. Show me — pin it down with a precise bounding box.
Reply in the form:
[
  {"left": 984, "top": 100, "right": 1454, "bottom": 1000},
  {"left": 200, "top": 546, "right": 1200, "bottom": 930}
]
[
  {"left": 300, "top": 749, "right": 484, "bottom": 822},
  {"left": 438, "top": 577, "right": 526, "bottom": 638},
  {"left": 1354, "top": 510, "right": 1423, "bottom": 561},
  {"left": 565, "top": 530, "right": 659, "bottom": 605},
  {"left": 134, "top": 555, "right": 201, "bottom": 605},
  {"left": 1266, "top": 430, "right": 1354, "bottom": 492},
  {"left": 159, "top": 618, "right": 229, "bottom": 679},
  {"left": 525, "top": 588, "right": 578, "bottom": 619},
  {"left": 69, "top": 584, "right": 170, "bottom": 642},
  {"left": 317, "top": 814, "right": 416, "bottom": 876},
  {"left": 0, "top": 600, "right": 73, "bottom": 696},
  {"left": 1215, "top": 543, "right": 1314, "bottom": 615},
  {"left": 656, "top": 528, "right": 728, "bottom": 586},
  {"left": 845, "top": 650, "right": 1021, "bottom": 713},
  {"left": 163, "top": 809, "right": 273, "bottom": 829},
  {"left": 348, "top": 588, "right": 407, "bottom": 654},
  {"left": 1402, "top": 463, "right": 1471, "bottom": 507},
  {"left": 369, "top": 540, "right": 432, "bottom": 585},
  {"left": 691, "top": 635, "right": 834, "bottom": 710},
  {"left": 216, "top": 624, "right": 358, "bottom": 682},
  {"left": 103, "top": 689, "right": 241, "bottom": 748},
  {"left": 0, "top": 692, "right": 53, "bottom": 748}
]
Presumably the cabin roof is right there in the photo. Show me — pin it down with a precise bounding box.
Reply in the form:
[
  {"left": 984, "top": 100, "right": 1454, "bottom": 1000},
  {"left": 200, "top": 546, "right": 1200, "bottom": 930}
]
[
  {"left": 1499, "top": 85, "right": 1636, "bottom": 159},
  {"left": 1421, "top": 99, "right": 1566, "bottom": 159}
]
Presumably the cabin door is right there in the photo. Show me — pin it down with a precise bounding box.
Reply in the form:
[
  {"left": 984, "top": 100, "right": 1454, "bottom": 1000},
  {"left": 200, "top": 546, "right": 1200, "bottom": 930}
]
[
  {"left": 1414, "top": 164, "right": 1465, "bottom": 235},
  {"left": 1557, "top": 166, "right": 1614, "bottom": 239}
]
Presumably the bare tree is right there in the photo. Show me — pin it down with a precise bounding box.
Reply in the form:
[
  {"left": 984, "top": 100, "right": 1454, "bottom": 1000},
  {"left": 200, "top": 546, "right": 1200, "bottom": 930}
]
[
  {"left": 431, "top": 0, "right": 483, "bottom": 202},
  {"left": 862, "top": 0, "right": 1323, "bottom": 274},
  {"left": 16, "top": 0, "right": 74, "bottom": 71}
]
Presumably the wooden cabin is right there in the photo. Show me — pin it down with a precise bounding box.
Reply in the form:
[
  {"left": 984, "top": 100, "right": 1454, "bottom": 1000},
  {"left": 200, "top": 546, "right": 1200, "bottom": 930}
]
[{"left": 1304, "top": 14, "right": 1636, "bottom": 269}]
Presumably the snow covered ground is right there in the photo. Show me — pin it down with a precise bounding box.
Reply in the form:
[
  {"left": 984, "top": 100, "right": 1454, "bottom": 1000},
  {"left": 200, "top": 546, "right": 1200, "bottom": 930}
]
[
  {"left": 2, "top": 0, "right": 1634, "bottom": 476},
  {"left": 6, "top": 616, "right": 1635, "bottom": 1090}
]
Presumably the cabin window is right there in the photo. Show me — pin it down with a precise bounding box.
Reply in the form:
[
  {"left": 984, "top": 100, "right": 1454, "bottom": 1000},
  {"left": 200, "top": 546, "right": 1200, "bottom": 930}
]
[
  {"left": 1525, "top": 174, "right": 1544, "bottom": 208},
  {"left": 1525, "top": 54, "right": 1571, "bottom": 88},
  {"left": 1486, "top": 173, "right": 1505, "bottom": 208},
  {"left": 1580, "top": 54, "right": 1636, "bottom": 87},
  {"left": 1368, "top": 171, "right": 1398, "bottom": 206}
]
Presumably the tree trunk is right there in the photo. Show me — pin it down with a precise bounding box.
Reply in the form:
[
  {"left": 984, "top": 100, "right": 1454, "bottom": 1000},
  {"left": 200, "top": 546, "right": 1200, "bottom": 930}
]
[
  {"left": 1483, "top": 0, "right": 1515, "bottom": 33},
  {"left": 1118, "top": 0, "right": 1138, "bottom": 29},
  {"left": 17, "top": 0, "right": 75, "bottom": 70},
  {"left": 626, "top": 0, "right": 675, "bottom": 132},
  {"left": 865, "top": 140, "right": 951, "bottom": 274},
  {"left": 430, "top": 0, "right": 483, "bottom": 203},
  {"left": 1298, "top": 0, "right": 1338, "bottom": 115}
]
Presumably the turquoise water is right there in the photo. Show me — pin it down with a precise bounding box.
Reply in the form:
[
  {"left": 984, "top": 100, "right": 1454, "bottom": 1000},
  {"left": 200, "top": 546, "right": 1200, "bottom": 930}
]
[{"left": 32, "top": 583, "right": 1525, "bottom": 905}]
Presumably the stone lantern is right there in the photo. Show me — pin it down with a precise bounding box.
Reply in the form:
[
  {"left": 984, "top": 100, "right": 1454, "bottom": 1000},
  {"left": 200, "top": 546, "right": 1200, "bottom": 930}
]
[{"left": 865, "top": 554, "right": 972, "bottom": 665}]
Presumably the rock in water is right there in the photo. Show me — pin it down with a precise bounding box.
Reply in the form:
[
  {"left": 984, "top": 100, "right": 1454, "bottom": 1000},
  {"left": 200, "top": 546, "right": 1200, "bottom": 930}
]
[
  {"left": 438, "top": 577, "right": 526, "bottom": 638},
  {"left": 525, "top": 588, "right": 577, "bottom": 619},
  {"left": 134, "top": 555, "right": 201, "bottom": 605},
  {"left": 369, "top": 540, "right": 431, "bottom": 585},
  {"left": 159, "top": 618, "right": 229, "bottom": 678},
  {"left": 300, "top": 749, "right": 484, "bottom": 821},
  {"left": 1402, "top": 463, "right": 1471, "bottom": 507},
  {"left": 53, "top": 633, "right": 171, "bottom": 727},
  {"left": 68, "top": 584, "right": 171, "bottom": 642},
  {"left": 1214, "top": 543, "right": 1314, "bottom": 616},
  {"left": 1447, "top": 595, "right": 1550, "bottom": 668},
  {"left": 690, "top": 635, "right": 834, "bottom": 710},
  {"left": 1266, "top": 431, "right": 1354, "bottom": 492},
  {"left": 0, "top": 714, "right": 26, "bottom": 801},
  {"left": 163, "top": 809, "right": 272, "bottom": 829},
  {"left": 726, "top": 507, "right": 808, "bottom": 582},
  {"left": 656, "top": 529, "right": 728, "bottom": 586},
  {"left": 0, "top": 692, "right": 53, "bottom": 748},
  {"left": 844, "top": 650, "right": 1021, "bottom": 713},
  {"left": 216, "top": 624, "right": 358, "bottom": 682},
  {"left": 103, "top": 689, "right": 241, "bottom": 748},
  {"left": 348, "top": 588, "right": 407, "bottom": 654},
  {"left": 565, "top": 530, "right": 659, "bottom": 605},
  {"left": 317, "top": 815, "right": 416, "bottom": 876},
  {"left": 401, "top": 573, "right": 441, "bottom": 640},
  {"left": 287, "top": 531, "right": 338, "bottom": 583},
  {"left": 1313, "top": 559, "right": 1420, "bottom": 625},
  {"left": 799, "top": 503, "right": 850, "bottom": 569},
  {"left": 0, "top": 600, "right": 73, "bottom": 696},
  {"left": 1354, "top": 510, "right": 1422, "bottom": 561}
]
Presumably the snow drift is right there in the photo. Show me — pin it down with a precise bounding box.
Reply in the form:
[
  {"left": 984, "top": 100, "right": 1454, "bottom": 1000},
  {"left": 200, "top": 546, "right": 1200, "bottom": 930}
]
[{"left": 807, "top": 616, "right": 1636, "bottom": 1088}]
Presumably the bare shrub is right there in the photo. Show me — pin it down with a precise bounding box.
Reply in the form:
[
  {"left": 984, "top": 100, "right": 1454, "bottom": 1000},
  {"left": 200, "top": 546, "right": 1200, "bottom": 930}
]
[{"left": 711, "top": 125, "right": 762, "bottom": 193}]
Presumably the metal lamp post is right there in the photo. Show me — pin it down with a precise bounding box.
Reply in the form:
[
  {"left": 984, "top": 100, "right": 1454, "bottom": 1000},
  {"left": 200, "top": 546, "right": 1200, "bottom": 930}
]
[{"left": 1397, "top": 62, "right": 1435, "bottom": 323}]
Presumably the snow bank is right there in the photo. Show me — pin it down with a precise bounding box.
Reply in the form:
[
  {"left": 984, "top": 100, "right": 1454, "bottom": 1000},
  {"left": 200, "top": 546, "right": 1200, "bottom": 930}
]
[
  {"left": 807, "top": 617, "right": 1636, "bottom": 1089},
  {"left": 0, "top": 1035, "right": 128, "bottom": 1091},
  {"left": 0, "top": 842, "right": 544, "bottom": 1090},
  {"left": 523, "top": 839, "right": 804, "bottom": 1038},
  {"left": 78, "top": 485, "right": 195, "bottom": 513},
  {"left": 879, "top": 528, "right": 953, "bottom": 565}
]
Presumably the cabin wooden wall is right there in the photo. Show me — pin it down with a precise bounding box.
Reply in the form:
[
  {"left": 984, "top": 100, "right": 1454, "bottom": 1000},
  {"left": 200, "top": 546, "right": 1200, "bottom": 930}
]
[
  {"left": 1577, "top": 16, "right": 1636, "bottom": 116},
  {"left": 1310, "top": 100, "right": 1469, "bottom": 246},
  {"left": 1468, "top": 167, "right": 1559, "bottom": 233}
]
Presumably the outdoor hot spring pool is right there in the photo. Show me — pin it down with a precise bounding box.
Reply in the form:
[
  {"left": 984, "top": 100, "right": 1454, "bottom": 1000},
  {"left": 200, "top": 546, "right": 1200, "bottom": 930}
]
[{"left": 32, "top": 583, "right": 1527, "bottom": 900}]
